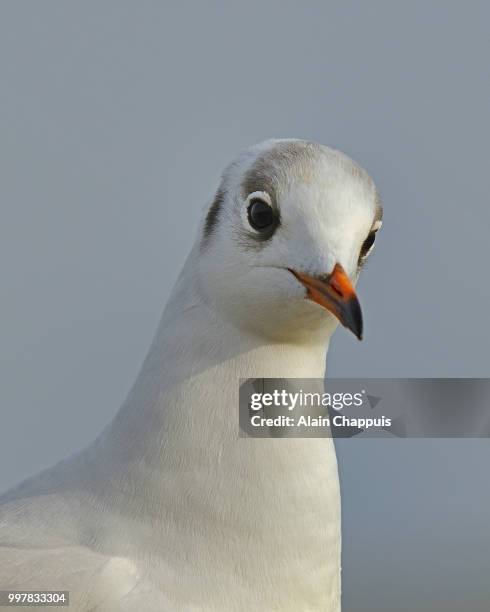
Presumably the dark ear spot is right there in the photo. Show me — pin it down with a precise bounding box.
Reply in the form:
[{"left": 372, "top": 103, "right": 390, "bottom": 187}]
[{"left": 202, "top": 186, "right": 226, "bottom": 247}]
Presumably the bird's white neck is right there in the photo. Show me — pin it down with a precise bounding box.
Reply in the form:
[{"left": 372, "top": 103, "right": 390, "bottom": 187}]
[{"left": 86, "top": 256, "right": 341, "bottom": 610}]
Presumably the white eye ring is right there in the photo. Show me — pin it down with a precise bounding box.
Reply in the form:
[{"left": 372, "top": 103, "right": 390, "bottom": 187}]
[{"left": 240, "top": 191, "right": 272, "bottom": 230}]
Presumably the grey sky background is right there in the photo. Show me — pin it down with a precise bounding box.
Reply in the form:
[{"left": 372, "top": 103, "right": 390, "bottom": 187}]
[{"left": 1, "top": 2, "right": 489, "bottom": 611}]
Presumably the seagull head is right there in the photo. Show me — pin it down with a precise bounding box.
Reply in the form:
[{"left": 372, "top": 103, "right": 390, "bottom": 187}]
[{"left": 197, "top": 139, "right": 382, "bottom": 343}]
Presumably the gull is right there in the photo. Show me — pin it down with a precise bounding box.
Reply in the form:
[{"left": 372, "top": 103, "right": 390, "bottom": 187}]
[{"left": 0, "top": 139, "right": 382, "bottom": 611}]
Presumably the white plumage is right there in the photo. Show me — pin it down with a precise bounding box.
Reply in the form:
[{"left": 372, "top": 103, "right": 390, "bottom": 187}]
[{"left": 0, "top": 139, "right": 381, "bottom": 611}]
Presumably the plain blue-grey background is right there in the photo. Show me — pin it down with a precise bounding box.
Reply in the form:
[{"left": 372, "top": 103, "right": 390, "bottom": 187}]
[{"left": 1, "top": 2, "right": 489, "bottom": 610}]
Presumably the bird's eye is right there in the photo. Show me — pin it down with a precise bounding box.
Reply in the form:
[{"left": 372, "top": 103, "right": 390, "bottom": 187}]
[
  {"left": 359, "top": 231, "right": 376, "bottom": 261},
  {"left": 247, "top": 198, "right": 275, "bottom": 231}
]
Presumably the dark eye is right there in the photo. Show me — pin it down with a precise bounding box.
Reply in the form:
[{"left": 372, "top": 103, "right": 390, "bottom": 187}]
[
  {"left": 359, "top": 231, "right": 376, "bottom": 260},
  {"left": 247, "top": 198, "right": 275, "bottom": 230}
]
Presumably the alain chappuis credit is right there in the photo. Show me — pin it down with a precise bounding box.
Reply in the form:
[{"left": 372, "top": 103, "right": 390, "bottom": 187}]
[{"left": 247, "top": 386, "right": 390, "bottom": 432}]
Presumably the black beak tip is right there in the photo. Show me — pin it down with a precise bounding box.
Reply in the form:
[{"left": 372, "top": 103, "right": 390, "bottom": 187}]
[{"left": 342, "top": 297, "right": 364, "bottom": 341}]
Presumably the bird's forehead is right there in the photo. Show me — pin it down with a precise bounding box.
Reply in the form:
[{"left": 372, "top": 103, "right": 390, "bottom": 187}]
[{"left": 238, "top": 140, "right": 377, "bottom": 213}]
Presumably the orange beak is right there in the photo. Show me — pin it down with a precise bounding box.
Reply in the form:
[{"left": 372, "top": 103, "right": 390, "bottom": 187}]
[{"left": 288, "top": 263, "right": 363, "bottom": 340}]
